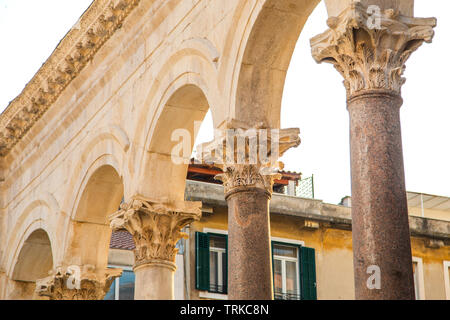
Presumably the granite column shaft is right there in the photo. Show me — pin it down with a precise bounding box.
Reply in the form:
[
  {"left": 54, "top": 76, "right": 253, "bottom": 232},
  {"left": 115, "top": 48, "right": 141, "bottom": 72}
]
[
  {"left": 348, "top": 90, "right": 414, "bottom": 299},
  {"left": 226, "top": 185, "right": 273, "bottom": 300}
]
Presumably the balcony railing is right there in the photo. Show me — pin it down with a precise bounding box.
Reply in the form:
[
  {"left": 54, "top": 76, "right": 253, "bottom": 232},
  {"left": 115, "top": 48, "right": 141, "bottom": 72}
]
[
  {"left": 274, "top": 292, "right": 301, "bottom": 300},
  {"left": 209, "top": 284, "right": 227, "bottom": 294},
  {"left": 296, "top": 175, "right": 314, "bottom": 199}
]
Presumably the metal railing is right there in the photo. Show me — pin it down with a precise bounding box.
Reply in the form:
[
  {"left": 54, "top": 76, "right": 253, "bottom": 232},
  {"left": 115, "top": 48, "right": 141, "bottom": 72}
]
[
  {"left": 274, "top": 292, "right": 301, "bottom": 300},
  {"left": 295, "top": 175, "right": 314, "bottom": 199},
  {"left": 209, "top": 284, "right": 227, "bottom": 294}
]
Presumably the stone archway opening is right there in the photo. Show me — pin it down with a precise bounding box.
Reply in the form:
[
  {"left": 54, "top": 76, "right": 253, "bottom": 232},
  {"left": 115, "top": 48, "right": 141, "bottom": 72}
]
[
  {"left": 10, "top": 229, "right": 53, "bottom": 299},
  {"left": 234, "top": 0, "right": 320, "bottom": 129},
  {"left": 67, "top": 165, "right": 124, "bottom": 269},
  {"left": 140, "top": 83, "right": 211, "bottom": 202}
]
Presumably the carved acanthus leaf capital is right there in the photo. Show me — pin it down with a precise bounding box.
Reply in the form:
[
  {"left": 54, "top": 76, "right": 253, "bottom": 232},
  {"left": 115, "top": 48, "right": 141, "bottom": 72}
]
[
  {"left": 215, "top": 164, "right": 282, "bottom": 196},
  {"left": 35, "top": 265, "right": 122, "bottom": 300},
  {"left": 109, "top": 197, "right": 201, "bottom": 269},
  {"left": 310, "top": 2, "right": 436, "bottom": 97},
  {"left": 197, "top": 123, "right": 300, "bottom": 196}
]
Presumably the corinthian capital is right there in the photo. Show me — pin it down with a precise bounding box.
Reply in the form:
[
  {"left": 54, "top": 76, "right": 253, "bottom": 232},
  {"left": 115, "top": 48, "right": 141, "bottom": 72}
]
[
  {"left": 197, "top": 122, "right": 300, "bottom": 195},
  {"left": 35, "top": 265, "right": 122, "bottom": 300},
  {"left": 215, "top": 164, "right": 282, "bottom": 196},
  {"left": 109, "top": 197, "right": 201, "bottom": 269},
  {"left": 310, "top": 2, "right": 436, "bottom": 97}
]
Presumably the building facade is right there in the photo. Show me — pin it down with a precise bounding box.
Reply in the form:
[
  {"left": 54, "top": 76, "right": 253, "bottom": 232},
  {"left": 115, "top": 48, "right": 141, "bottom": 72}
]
[{"left": 105, "top": 167, "right": 450, "bottom": 300}]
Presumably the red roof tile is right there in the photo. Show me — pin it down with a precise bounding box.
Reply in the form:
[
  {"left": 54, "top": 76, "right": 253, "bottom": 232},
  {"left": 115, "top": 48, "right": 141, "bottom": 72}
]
[{"left": 110, "top": 230, "right": 135, "bottom": 250}]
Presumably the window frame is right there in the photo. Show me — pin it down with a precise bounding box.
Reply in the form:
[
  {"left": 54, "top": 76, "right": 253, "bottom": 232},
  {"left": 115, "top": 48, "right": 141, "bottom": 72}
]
[
  {"left": 106, "top": 265, "right": 134, "bottom": 300},
  {"left": 443, "top": 260, "right": 450, "bottom": 300},
  {"left": 207, "top": 232, "right": 227, "bottom": 294},
  {"left": 271, "top": 239, "right": 303, "bottom": 300},
  {"left": 198, "top": 228, "right": 228, "bottom": 298},
  {"left": 412, "top": 256, "right": 426, "bottom": 300},
  {"left": 271, "top": 240, "right": 301, "bottom": 296}
]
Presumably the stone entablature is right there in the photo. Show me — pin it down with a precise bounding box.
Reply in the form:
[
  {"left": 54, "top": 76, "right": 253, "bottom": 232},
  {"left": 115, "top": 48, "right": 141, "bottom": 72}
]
[{"left": 0, "top": 0, "right": 141, "bottom": 157}]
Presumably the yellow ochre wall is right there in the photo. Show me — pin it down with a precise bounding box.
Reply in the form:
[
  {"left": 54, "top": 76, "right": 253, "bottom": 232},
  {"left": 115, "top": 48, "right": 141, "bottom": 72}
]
[{"left": 190, "top": 206, "right": 450, "bottom": 300}]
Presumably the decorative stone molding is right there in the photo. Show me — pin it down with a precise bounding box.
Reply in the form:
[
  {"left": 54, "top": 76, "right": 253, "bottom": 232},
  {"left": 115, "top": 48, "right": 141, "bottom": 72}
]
[
  {"left": 0, "top": 0, "right": 141, "bottom": 157},
  {"left": 310, "top": 2, "right": 436, "bottom": 97},
  {"left": 198, "top": 122, "right": 300, "bottom": 195},
  {"left": 35, "top": 265, "right": 122, "bottom": 300},
  {"left": 109, "top": 197, "right": 202, "bottom": 269}
]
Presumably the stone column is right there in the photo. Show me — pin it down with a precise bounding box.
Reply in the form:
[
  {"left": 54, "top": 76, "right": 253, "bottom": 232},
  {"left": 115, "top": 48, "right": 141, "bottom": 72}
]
[
  {"left": 200, "top": 124, "right": 300, "bottom": 299},
  {"left": 311, "top": 3, "right": 436, "bottom": 299},
  {"left": 109, "top": 197, "right": 201, "bottom": 300},
  {"left": 35, "top": 265, "right": 122, "bottom": 300}
]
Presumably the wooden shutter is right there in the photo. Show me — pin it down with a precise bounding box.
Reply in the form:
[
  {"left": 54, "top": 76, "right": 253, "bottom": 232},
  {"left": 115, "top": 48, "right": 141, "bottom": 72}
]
[
  {"left": 195, "top": 232, "right": 210, "bottom": 291},
  {"left": 300, "top": 246, "right": 317, "bottom": 300}
]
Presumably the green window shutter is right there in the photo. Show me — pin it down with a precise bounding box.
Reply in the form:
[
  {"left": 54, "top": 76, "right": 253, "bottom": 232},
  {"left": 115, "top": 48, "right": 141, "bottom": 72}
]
[
  {"left": 300, "top": 246, "right": 317, "bottom": 300},
  {"left": 195, "top": 232, "right": 210, "bottom": 291}
]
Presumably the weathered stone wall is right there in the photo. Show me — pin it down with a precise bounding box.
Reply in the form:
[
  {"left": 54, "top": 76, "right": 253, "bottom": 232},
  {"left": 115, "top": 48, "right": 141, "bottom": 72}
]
[{"left": 0, "top": 0, "right": 321, "bottom": 299}]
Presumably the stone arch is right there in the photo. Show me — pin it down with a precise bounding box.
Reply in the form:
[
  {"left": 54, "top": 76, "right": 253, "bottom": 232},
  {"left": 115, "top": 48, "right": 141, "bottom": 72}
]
[
  {"left": 230, "top": 0, "right": 320, "bottom": 128},
  {"left": 61, "top": 130, "right": 128, "bottom": 269},
  {"left": 5, "top": 216, "right": 55, "bottom": 300},
  {"left": 11, "top": 229, "right": 53, "bottom": 282},
  {"left": 63, "top": 161, "right": 124, "bottom": 269},
  {"left": 4, "top": 193, "right": 59, "bottom": 281},
  {"left": 132, "top": 53, "right": 216, "bottom": 201},
  {"left": 62, "top": 125, "right": 129, "bottom": 218}
]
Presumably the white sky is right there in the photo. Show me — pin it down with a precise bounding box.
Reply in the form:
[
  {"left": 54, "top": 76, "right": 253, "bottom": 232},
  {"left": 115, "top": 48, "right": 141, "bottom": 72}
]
[{"left": 0, "top": 1, "right": 448, "bottom": 204}]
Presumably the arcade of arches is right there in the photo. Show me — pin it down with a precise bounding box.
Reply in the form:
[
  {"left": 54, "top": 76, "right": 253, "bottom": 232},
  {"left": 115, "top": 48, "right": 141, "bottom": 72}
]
[{"left": 0, "top": 0, "right": 447, "bottom": 300}]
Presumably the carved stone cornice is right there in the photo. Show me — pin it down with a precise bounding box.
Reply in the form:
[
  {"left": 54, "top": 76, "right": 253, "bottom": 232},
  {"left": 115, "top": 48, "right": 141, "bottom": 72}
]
[
  {"left": 310, "top": 2, "right": 436, "bottom": 97},
  {"left": 0, "top": 0, "right": 141, "bottom": 157},
  {"left": 197, "top": 123, "right": 300, "bottom": 195},
  {"left": 109, "top": 197, "right": 202, "bottom": 269},
  {"left": 35, "top": 265, "right": 122, "bottom": 300}
]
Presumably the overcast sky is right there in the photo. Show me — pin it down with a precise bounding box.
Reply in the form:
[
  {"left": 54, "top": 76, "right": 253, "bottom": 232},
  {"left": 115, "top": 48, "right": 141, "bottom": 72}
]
[{"left": 0, "top": 1, "right": 448, "bottom": 204}]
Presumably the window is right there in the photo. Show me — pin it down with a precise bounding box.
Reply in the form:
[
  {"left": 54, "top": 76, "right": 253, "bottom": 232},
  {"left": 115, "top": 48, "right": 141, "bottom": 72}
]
[
  {"left": 104, "top": 267, "right": 135, "bottom": 300},
  {"left": 209, "top": 235, "right": 227, "bottom": 293},
  {"left": 272, "top": 241, "right": 317, "bottom": 300},
  {"left": 195, "top": 231, "right": 317, "bottom": 300},
  {"left": 195, "top": 232, "right": 228, "bottom": 294},
  {"left": 412, "top": 261, "right": 419, "bottom": 299},
  {"left": 412, "top": 257, "right": 425, "bottom": 300},
  {"left": 443, "top": 261, "right": 450, "bottom": 300},
  {"left": 273, "top": 243, "right": 300, "bottom": 300}
]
